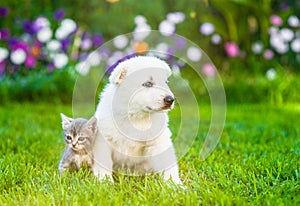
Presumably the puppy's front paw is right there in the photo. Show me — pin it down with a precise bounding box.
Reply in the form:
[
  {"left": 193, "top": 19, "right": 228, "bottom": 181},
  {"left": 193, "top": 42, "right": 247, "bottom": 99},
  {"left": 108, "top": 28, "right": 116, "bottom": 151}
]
[{"left": 93, "top": 169, "right": 114, "bottom": 183}]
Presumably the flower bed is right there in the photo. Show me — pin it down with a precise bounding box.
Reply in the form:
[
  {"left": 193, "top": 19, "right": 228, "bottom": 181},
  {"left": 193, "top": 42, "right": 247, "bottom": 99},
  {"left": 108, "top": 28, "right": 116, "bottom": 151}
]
[{"left": 0, "top": 2, "right": 300, "bottom": 103}]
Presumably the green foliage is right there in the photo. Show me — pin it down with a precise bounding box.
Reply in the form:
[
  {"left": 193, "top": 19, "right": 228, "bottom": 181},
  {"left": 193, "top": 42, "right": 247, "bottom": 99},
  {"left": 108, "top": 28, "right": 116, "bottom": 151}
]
[
  {"left": 0, "top": 103, "right": 299, "bottom": 205},
  {"left": 0, "top": 68, "right": 75, "bottom": 104},
  {"left": 223, "top": 73, "right": 300, "bottom": 105},
  {"left": 180, "top": 67, "right": 300, "bottom": 105}
]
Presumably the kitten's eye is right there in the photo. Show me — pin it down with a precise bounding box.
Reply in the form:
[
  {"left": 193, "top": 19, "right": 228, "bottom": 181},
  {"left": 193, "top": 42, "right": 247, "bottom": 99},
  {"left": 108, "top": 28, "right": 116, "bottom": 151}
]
[
  {"left": 78, "top": 136, "right": 86, "bottom": 142},
  {"left": 66, "top": 135, "right": 72, "bottom": 141},
  {"left": 142, "top": 81, "right": 153, "bottom": 87}
]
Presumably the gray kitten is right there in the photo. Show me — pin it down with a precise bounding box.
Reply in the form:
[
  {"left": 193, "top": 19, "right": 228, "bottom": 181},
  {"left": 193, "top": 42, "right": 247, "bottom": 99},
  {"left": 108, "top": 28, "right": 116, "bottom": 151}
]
[{"left": 58, "top": 113, "right": 98, "bottom": 176}]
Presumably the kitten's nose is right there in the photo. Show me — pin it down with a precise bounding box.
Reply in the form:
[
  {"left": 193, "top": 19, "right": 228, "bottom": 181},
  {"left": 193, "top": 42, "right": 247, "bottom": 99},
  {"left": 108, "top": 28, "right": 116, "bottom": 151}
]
[{"left": 164, "top": 95, "right": 174, "bottom": 107}]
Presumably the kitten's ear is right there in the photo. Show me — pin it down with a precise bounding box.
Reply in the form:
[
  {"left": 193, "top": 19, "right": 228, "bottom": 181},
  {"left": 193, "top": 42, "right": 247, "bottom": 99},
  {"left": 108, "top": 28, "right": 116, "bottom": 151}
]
[
  {"left": 86, "top": 116, "right": 98, "bottom": 133},
  {"left": 60, "top": 113, "right": 73, "bottom": 129}
]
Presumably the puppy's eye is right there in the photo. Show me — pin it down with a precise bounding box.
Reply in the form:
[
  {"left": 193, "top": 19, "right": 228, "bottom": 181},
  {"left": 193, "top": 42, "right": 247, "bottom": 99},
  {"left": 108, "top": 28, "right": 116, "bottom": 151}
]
[
  {"left": 78, "top": 136, "right": 86, "bottom": 142},
  {"left": 142, "top": 81, "right": 153, "bottom": 87}
]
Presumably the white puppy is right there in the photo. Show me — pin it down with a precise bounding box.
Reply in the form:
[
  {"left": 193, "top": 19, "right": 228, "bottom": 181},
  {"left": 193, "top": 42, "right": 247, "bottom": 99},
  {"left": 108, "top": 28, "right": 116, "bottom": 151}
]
[{"left": 92, "top": 56, "right": 182, "bottom": 184}]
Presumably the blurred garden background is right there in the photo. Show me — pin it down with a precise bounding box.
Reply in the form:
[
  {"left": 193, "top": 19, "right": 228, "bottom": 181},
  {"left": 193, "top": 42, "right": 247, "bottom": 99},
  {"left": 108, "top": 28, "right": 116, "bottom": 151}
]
[
  {"left": 0, "top": 0, "right": 299, "bottom": 104},
  {"left": 1, "top": 0, "right": 300, "bottom": 205}
]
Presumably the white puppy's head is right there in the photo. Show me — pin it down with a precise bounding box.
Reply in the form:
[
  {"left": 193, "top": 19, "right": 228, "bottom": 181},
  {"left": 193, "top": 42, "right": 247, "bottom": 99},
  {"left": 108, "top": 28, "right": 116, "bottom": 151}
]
[{"left": 109, "top": 56, "right": 174, "bottom": 116}]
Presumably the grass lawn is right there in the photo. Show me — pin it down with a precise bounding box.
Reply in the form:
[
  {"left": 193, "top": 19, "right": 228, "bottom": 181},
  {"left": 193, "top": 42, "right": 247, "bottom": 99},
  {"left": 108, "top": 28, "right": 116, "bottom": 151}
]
[{"left": 0, "top": 102, "right": 299, "bottom": 205}]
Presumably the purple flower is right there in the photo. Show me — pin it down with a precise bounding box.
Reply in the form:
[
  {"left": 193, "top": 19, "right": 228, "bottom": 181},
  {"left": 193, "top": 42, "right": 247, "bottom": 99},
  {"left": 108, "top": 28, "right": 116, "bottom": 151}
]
[
  {"left": 61, "top": 38, "right": 71, "bottom": 53},
  {"left": 224, "top": 42, "right": 240, "bottom": 57},
  {"left": 166, "top": 46, "right": 175, "bottom": 60},
  {"left": 174, "top": 37, "right": 186, "bottom": 50},
  {"left": 8, "top": 37, "right": 18, "bottom": 48},
  {"left": 22, "top": 19, "right": 36, "bottom": 35},
  {"left": 79, "top": 52, "right": 89, "bottom": 61},
  {"left": 25, "top": 55, "right": 36, "bottom": 68},
  {"left": 280, "top": 2, "right": 290, "bottom": 10},
  {"left": 53, "top": 8, "right": 65, "bottom": 21},
  {"left": 47, "top": 62, "right": 55, "bottom": 72},
  {"left": 80, "top": 38, "right": 92, "bottom": 50},
  {"left": 31, "top": 20, "right": 43, "bottom": 33},
  {"left": 8, "top": 39, "right": 28, "bottom": 51},
  {"left": 81, "top": 31, "right": 91, "bottom": 40},
  {"left": 0, "top": 61, "right": 5, "bottom": 76},
  {"left": 0, "top": 28, "right": 10, "bottom": 40},
  {"left": 0, "top": 6, "right": 9, "bottom": 18},
  {"left": 33, "top": 40, "right": 43, "bottom": 48},
  {"left": 92, "top": 34, "right": 103, "bottom": 47}
]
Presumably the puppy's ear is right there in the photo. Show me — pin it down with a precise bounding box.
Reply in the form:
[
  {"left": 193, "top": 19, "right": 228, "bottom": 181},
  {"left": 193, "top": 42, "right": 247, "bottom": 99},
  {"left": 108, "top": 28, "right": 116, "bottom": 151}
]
[
  {"left": 109, "top": 67, "right": 127, "bottom": 85},
  {"left": 60, "top": 113, "right": 73, "bottom": 129}
]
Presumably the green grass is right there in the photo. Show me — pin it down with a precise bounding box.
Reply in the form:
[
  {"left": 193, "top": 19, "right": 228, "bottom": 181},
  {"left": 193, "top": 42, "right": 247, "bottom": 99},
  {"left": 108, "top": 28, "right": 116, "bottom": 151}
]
[{"left": 0, "top": 102, "right": 299, "bottom": 205}]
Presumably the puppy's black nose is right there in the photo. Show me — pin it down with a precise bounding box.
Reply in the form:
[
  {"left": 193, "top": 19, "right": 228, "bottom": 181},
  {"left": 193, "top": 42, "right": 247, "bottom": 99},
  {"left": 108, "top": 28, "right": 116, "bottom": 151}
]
[{"left": 164, "top": 95, "right": 174, "bottom": 106}]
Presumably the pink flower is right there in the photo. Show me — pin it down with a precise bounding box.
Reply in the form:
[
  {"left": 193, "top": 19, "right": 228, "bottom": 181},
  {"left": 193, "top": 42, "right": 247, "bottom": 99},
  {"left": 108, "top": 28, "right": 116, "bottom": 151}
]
[
  {"left": 224, "top": 42, "right": 240, "bottom": 57},
  {"left": 270, "top": 15, "right": 283, "bottom": 26},
  {"left": 25, "top": 55, "right": 36, "bottom": 68},
  {"left": 202, "top": 63, "right": 216, "bottom": 77},
  {"left": 263, "top": 49, "right": 274, "bottom": 60}
]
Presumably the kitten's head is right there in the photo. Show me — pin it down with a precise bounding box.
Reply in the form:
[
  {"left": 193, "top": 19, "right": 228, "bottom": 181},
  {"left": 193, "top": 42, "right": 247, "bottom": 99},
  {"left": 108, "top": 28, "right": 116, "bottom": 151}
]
[{"left": 60, "top": 113, "right": 98, "bottom": 151}]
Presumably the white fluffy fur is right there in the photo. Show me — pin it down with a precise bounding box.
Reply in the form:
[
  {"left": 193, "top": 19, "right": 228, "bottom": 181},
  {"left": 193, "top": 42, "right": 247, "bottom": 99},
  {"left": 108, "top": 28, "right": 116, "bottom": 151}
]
[{"left": 92, "top": 56, "right": 182, "bottom": 184}]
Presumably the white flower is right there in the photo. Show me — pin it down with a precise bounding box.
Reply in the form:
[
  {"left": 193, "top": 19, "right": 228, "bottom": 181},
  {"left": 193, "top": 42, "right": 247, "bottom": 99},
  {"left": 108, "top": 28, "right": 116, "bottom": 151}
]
[
  {"left": 187, "top": 46, "right": 202, "bottom": 62},
  {"left": 211, "top": 34, "right": 222, "bottom": 45},
  {"left": 113, "top": 35, "right": 128, "bottom": 49},
  {"left": 0, "top": 47, "right": 9, "bottom": 62},
  {"left": 87, "top": 52, "right": 102, "bottom": 66},
  {"left": 155, "top": 42, "right": 169, "bottom": 58},
  {"left": 270, "top": 34, "right": 288, "bottom": 53},
  {"left": 172, "top": 64, "right": 181, "bottom": 76},
  {"left": 288, "top": 15, "right": 300, "bottom": 27},
  {"left": 159, "top": 20, "right": 175, "bottom": 36},
  {"left": 200, "top": 22, "right": 215, "bottom": 35},
  {"left": 37, "top": 27, "right": 52, "bottom": 42},
  {"left": 133, "top": 24, "right": 151, "bottom": 41},
  {"left": 268, "top": 27, "right": 278, "bottom": 35},
  {"left": 167, "top": 12, "right": 185, "bottom": 24},
  {"left": 279, "top": 28, "right": 294, "bottom": 42},
  {"left": 34, "top": 16, "right": 50, "bottom": 29},
  {"left": 53, "top": 53, "right": 68, "bottom": 69},
  {"left": 10, "top": 49, "right": 26, "bottom": 65},
  {"left": 55, "top": 28, "right": 68, "bottom": 40},
  {"left": 21, "top": 34, "right": 31, "bottom": 42},
  {"left": 46, "top": 40, "right": 61, "bottom": 51},
  {"left": 275, "top": 42, "right": 289, "bottom": 54},
  {"left": 291, "top": 38, "right": 300, "bottom": 52},
  {"left": 266, "top": 68, "right": 276, "bottom": 80},
  {"left": 251, "top": 41, "right": 264, "bottom": 54},
  {"left": 61, "top": 18, "right": 77, "bottom": 33},
  {"left": 107, "top": 51, "right": 124, "bottom": 67},
  {"left": 134, "top": 15, "right": 147, "bottom": 25},
  {"left": 76, "top": 61, "right": 90, "bottom": 76},
  {"left": 55, "top": 18, "right": 76, "bottom": 40},
  {"left": 80, "top": 38, "right": 93, "bottom": 50}
]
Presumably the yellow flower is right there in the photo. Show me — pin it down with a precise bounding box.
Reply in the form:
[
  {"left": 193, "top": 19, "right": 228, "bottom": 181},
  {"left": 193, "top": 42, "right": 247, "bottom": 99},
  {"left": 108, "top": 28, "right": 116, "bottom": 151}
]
[
  {"left": 133, "top": 41, "right": 148, "bottom": 54},
  {"left": 106, "top": 0, "right": 120, "bottom": 3}
]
